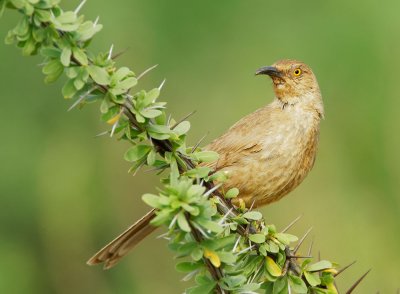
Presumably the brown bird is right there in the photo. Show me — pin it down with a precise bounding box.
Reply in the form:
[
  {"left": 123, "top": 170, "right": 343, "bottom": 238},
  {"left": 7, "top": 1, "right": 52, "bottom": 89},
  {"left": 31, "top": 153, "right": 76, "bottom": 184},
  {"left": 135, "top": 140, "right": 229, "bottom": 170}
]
[{"left": 87, "top": 59, "right": 324, "bottom": 269}]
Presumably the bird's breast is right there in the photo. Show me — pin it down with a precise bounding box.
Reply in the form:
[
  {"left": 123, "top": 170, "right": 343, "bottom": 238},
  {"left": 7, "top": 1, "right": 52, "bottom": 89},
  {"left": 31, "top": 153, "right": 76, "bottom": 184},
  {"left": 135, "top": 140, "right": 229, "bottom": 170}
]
[{"left": 231, "top": 107, "right": 320, "bottom": 207}]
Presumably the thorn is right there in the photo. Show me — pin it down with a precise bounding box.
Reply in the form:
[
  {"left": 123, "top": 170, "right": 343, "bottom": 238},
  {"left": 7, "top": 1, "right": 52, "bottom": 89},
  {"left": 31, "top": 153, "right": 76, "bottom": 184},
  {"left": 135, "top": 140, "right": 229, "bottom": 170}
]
[
  {"left": 111, "top": 47, "right": 130, "bottom": 60},
  {"left": 171, "top": 110, "right": 196, "bottom": 130},
  {"left": 293, "top": 227, "right": 313, "bottom": 254},
  {"left": 334, "top": 281, "right": 339, "bottom": 293},
  {"left": 158, "top": 79, "right": 166, "bottom": 91},
  {"left": 218, "top": 208, "right": 233, "bottom": 225},
  {"left": 145, "top": 164, "right": 169, "bottom": 173},
  {"left": 181, "top": 269, "right": 199, "bottom": 282},
  {"left": 110, "top": 120, "right": 118, "bottom": 137},
  {"left": 232, "top": 236, "right": 241, "bottom": 252},
  {"left": 281, "top": 214, "right": 303, "bottom": 233},
  {"left": 168, "top": 213, "right": 178, "bottom": 229},
  {"left": 95, "top": 131, "right": 109, "bottom": 137},
  {"left": 203, "top": 183, "right": 222, "bottom": 198},
  {"left": 137, "top": 64, "right": 158, "bottom": 80},
  {"left": 249, "top": 262, "right": 263, "bottom": 283},
  {"left": 107, "top": 44, "right": 114, "bottom": 60},
  {"left": 307, "top": 238, "right": 314, "bottom": 257},
  {"left": 335, "top": 261, "right": 357, "bottom": 277},
  {"left": 287, "top": 255, "right": 312, "bottom": 259},
  {"left": 67, "top": 86, "right": 97, "bottom": 112},
  {"left": 166, "top": 114, "right": 172, "bottom": 126},
  {"left": 93, "top": 16, "right": 100, "bottom": 27},
  {"left": 345, "top": 269, "right": 371, "bottom": 294},
  {"left": 156, "top": 232, "right": 169, "bottom": 239},
  {"left": 236, "top": 245, "right": 254, "bottom": 256},
  {"left": 74, "top": 0, "right": 87, "bottom": 14},
  {"left": 191, "top": 132, "right": 209, "bottom": 153},
  {"left": 248, "top": 199, "right": 256, "bottom": 211},
  {"left": 191, "top": 222, "right": 209, "bottom": 239}
]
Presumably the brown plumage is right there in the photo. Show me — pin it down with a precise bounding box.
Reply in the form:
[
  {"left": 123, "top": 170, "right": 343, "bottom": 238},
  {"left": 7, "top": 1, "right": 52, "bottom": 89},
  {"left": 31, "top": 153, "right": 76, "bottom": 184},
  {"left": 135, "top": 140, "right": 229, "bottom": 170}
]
[{"left": 87, "top": 59, "right": 324, "bottom": 269}]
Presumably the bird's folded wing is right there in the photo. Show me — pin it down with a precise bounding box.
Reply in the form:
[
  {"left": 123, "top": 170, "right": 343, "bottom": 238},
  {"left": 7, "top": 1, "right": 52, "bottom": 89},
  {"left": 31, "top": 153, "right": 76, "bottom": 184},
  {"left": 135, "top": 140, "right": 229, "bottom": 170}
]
[{"left": 204, "top": 106, "right": 274, "bottom": 170}]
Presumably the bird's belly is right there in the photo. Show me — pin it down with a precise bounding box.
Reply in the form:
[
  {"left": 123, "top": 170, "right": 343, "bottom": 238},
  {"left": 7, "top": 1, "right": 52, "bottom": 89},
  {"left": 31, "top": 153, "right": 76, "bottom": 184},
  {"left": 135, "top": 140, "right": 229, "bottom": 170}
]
[{"left": 225, "top": 132, "right": 318, "bottom": 208}]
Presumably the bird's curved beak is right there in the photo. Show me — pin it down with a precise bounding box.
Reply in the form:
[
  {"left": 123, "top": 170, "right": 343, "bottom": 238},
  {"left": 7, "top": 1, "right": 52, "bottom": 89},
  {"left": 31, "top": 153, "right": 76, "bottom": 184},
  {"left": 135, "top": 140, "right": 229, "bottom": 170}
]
[{"left": 255, "top": 66, "right": 282, "bottom": 78}]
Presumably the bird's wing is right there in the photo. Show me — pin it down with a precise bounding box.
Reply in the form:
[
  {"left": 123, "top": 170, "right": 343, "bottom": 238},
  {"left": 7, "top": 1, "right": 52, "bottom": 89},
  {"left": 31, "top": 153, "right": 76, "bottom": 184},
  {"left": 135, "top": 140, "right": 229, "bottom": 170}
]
[{"left": 204, "top": 105, "right": 274, "bottom": 171}]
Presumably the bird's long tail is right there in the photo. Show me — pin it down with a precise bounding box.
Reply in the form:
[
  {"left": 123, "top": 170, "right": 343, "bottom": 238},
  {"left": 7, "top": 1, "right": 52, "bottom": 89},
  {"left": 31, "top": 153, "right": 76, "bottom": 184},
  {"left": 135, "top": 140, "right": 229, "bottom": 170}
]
[{"left": 87, "top": 209, "right": 157, "bottom": 269}]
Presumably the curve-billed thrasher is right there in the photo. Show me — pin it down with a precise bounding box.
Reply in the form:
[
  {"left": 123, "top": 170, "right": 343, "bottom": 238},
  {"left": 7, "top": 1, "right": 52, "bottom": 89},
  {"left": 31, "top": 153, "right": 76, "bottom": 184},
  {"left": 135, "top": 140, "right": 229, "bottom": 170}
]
[{"left": 87, "top": 59, "right": 324, "bottom": 269}]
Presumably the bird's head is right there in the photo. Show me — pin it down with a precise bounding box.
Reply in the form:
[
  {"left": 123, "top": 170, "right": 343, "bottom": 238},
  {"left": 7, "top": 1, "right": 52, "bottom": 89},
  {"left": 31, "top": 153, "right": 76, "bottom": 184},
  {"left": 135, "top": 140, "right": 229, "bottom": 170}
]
[{"left": 256, "top": 60, "right": 323, "bottom": 116}]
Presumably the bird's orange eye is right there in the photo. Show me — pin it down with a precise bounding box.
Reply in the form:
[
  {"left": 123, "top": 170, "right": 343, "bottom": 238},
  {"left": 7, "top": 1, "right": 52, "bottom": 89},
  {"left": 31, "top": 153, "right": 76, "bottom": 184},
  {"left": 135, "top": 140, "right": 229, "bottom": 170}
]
[{"left": 293, "top": 68, "right": 302, "bottom": 76}]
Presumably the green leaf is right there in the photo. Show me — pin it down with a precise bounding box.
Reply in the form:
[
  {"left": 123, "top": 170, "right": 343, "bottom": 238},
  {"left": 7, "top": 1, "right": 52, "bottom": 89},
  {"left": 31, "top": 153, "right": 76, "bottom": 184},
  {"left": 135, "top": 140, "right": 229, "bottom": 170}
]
[
  {"left": 147, "top": 124, "right": 171, "bottom": 139},
  {"left": 72, "top": 47, "right": 88, "bottom": 66},
  {"left": 14, "top": 16, "right": 29, "bottom": 35},
  {"left": 249, "top": 233, "right": 265, "bottom": 243},
  {"left": 187, "top": 282, "right": 216, "bottom": 294},
  {"left": 191, "top": 247, "right": 203, "bottom": 261},
  {"left": 147, "top": 124, "right": 171, "bottom": 134},
  {"left": 10, "top": 0, "right": 25, "bottom": 9},
  {"left": 273, "top": 276, "right": 288, "bottom": 294},
  {"left": 34, "top": 9, "right": 51, "bottom": 22},
  {"left": 143, "top": 88, "right": 160, "bottom": 105},
  {"left": 21, "top": 38, "right": 36, "bottom": 56},
  {"left": 76, "top": 21, "right": 103, "bottom": 42},
  {"left": 288, "top": 274, "right": 308, "bottom": 293},
  {"left": 140, "top": 108, "right": 162, "bottom": 118},
  {"left": 225, "top": 188, "right": 239, "bottom": 199},
  {"left": 265, "top": 256, "right": 282, "bottom": 277},
  {"left": 141, "top": 193, "right": 160, "bottom": 208},
  {"left": 185, "top": 167, "right": 211, "bottom": 178},
  {"left": 217, "top": 251, "right": 236, "bottom": 264},
  {"left": 151, "top": 209, "right": 172, "bottom": 226},
  {"left": 181, "top": 203, "right": 199, "bottom": 216},
  {"left": 175, "top": 261, "right": 201, "bottom": 273},
  {"left": 268, "top": 241, "right": 280, "bottom": 253},
  {"left": 124, "top": 145, "right": 151, "bottom": 162},
  {"left": 0, "top": 0, "right": 5, "bottom": 18},
  {"left": 87, "top": 65, "right": 110, "bottom": 85},
  {"left": 41, "top": 47, "right": 61, "bottom": 58},
  {"left": 56, "top": 11, "right": 77, "bottom": 24},
  {"left": 173, "top": 121, "right": 190, "bottom": 136},
  {"left": 174, "top": 242, "right": 197, "bottom": 256},
  {"left": 242, "top": 211, "right": 262, "bottom": 221},
  {"left": 113, "top": 67, "right": 132, "bottom": 81},
  {"left": 274, "top": 233, "right": 298, "bottom": 245},
  {"left": 60, "top": 47, "right": 71, "bottom": 67},
  {"left": 304, "top": 271, "right": 321, "bottom": 287},
  {"left": 42, "top": 59, "right": 63, "bottom": 83},
  {"left": 73, "top": 78, "right": 85, "bottom": 90},
  {"left": 192, "top": 151, "right": 219, "bottom": 163},
  {"left": 306, "top": 260, "right": 333, "bottom": 272},
  {"left": 146, "top": 149, "right": 156, "bottom": 166},
  {"left": 118, "top": 77, "right": 137, "bottom": 90},
  {"left": 62, "top": 79, "right": 77, "bottom": 99},
  {"left": 198, "top": 220, "right": 223, "bottom": 234},
  {"left": 177, "top": 212, "right": 191, "bottom": 232},
  {"left": 148, "top": 131, "right": 170, "bottom": 140}
]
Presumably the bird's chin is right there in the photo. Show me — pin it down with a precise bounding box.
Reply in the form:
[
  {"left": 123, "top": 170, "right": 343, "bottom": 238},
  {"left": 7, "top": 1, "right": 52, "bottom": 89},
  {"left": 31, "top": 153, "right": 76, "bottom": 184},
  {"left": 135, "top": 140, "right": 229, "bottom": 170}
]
[{"left": 273, "top": 81, "right": 285, "bottom": 90}]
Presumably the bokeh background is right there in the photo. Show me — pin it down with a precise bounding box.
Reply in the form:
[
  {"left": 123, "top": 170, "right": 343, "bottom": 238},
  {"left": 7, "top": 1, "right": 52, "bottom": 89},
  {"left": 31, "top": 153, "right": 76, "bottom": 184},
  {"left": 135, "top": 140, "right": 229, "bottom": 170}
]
[{"left": 1, "top": 0, "right": 399, "bottom": 293}]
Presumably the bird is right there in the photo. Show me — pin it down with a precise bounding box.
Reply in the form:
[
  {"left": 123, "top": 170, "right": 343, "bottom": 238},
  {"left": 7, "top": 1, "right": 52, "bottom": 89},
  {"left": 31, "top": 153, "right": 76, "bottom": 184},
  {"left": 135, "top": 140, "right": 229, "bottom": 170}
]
[{"left": 87, "top": 59, "right": 324, "bottom": 269}]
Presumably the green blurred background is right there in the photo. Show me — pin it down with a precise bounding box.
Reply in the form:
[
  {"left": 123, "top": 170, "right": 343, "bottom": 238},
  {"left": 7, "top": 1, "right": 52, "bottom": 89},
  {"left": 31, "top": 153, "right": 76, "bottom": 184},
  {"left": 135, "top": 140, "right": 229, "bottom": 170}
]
[{"left": 1, "top": 0, "right": 399, "bottom": 293}]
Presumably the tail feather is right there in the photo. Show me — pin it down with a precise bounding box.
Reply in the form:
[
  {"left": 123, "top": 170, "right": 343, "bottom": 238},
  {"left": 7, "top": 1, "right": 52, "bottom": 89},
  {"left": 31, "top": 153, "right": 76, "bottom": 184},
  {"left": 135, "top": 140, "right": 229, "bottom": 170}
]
[{"left": 87, "top": 209, "right": 157, "bottom": 269}]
